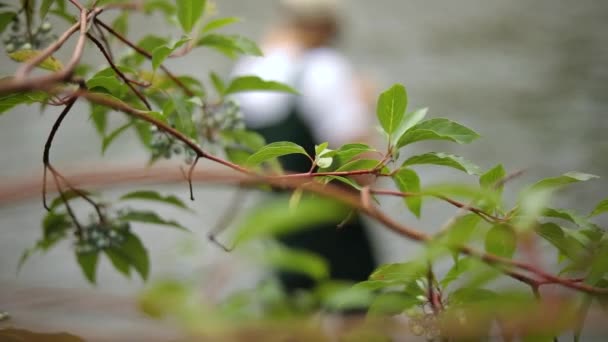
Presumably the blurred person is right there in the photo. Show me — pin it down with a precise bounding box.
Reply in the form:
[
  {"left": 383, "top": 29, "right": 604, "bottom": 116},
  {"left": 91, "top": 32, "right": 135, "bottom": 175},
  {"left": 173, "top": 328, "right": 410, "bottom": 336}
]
[{"left": 231, "top": 0, "right": 377, "bottom": 292}]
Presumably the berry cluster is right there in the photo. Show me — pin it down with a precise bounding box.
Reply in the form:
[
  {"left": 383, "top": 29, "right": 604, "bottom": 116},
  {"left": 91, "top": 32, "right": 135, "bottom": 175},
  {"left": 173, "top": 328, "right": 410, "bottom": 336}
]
[
  {"left": 149, "top": 128, "right": 197, "bottom": 164},
  {"left": 203, "top": 99, "right": 245, "bottom": 132},
  {"left": 3, "top": 18, "right": 56, "bottom": 53},
  {"left": 74, "top": 221, "right": 130, "bottom": 254}
]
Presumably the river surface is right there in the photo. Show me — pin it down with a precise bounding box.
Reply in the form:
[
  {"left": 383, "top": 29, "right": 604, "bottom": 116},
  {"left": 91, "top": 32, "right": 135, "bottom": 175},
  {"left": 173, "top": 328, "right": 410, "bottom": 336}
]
[{"left": 0, "top": 0, "right": 607, "bottom": 338}]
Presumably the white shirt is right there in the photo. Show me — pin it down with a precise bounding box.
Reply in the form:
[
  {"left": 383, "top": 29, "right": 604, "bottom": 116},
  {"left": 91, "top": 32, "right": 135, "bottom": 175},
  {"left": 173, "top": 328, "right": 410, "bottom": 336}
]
[{"left": 231, "top": 46, "right": 369, "bottom": 147}]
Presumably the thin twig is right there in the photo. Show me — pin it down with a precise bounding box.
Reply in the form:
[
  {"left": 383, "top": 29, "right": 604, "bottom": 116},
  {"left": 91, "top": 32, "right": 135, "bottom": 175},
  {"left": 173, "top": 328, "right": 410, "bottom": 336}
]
[
  {"left": 187, "top": 156, "right": 200, "bottom": 200},
  {"left": 207, "top": 189, "right": 247, "bottom": 252}
]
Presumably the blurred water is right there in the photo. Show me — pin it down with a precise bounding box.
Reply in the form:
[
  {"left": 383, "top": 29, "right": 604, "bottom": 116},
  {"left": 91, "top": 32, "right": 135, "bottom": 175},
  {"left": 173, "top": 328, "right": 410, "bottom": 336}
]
[{"left": 0, "top": 0, "right": 607, "bottom": 330}]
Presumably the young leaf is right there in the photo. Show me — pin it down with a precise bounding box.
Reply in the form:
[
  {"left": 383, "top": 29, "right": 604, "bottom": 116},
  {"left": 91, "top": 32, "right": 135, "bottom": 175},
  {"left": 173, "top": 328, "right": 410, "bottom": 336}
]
[
  {"left": 589, "top": 198, "right": 608, "bottom": 217},
  {"left": 197, "top": 34, "right": 263, "bottom": 58},
  {"left": 224, "top": 76, "right": 297, "bottom": 95},
  {"left": 120, "top": 190, "right": 190, "bottom": 210},
  {"left": 232, "top": 196, "right": 348, "bottom": 245},
  {"left": 392, "top": 168, "right": 422, "bottom": 217},
  {"left": 202, "top": 16, "right": 240, "bottom": 33},
  {"left": 397, "top": 118, "right": 480, "bottom": 148},
  {"left": 76, "top": 251, "right": 99, "bottom": 284},
  {"left": 118, "top": 210, "right": 189, "bottom": 231},
  {"left": 376, "top": 83, "right": 407, "bottom": 135},
  {"left": 8, "top": 49, "right": 63, "bottom": 71},
  {"left": 479, "top": 164, "right": 506, "bottom": 191},
  {"left": 151, "top": 37, "right": 191, "bottom": 71},
  {"left": 369, "top": 261, "right": 425, "bottom": 282},
  {"left": 246, "top": 141, "right": 309, "bottom": 166},
  {"left": 529, "top": 172, "right": 598, "bottom": 192},
  {"left": 0, "top": 91, "right": 47, "bottom": 115},
  {"left": 102, "top": 122, "right": 132, "bottom": 154},
  {"left": 402, "top": 152, "right": 481, "bottom": 175},
  {"left": 391, "top": 107, "right": 428, "bottom": 144},
  {"left": 176, "top": 0, "right": 206, "bottom": 33},
  {"left": 485, "top": 224, "right": 517, "bottom": 258},
  {"left": 209, "top": 71, "right": 226, "bottom": 95}
]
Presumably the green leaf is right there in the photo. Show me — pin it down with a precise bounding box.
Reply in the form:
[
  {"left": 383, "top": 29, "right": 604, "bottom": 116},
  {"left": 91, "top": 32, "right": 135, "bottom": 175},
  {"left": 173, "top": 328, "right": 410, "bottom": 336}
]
[
  {"left": 118, "top": 210, "right": 189, "bottom": 231},
  {"left": 318, "top": 283, "right": 374, "bottom": 311},
  {"left": 257, "top": 245, "right": 329, "bottom": 280},
  {"left": 143, "top": 0, "right": 176, "bottom": 16},
  {"left": 334, "top": 158, "right": 381, "bottom": 172},
  {"left": 8, "top": 49, "right": 63, "bottom": 71},
  {"left": 76, "top": 251, "right": 99, "bottom": 284},
  {"left": 102, "top": 122, "right": 132, "bottom": 154},
  {"left": 176, "top": 0, "right": 206, "bottom": 33},
  {"left": 391, "top": 107, "right": 428, "bottom": 144},
  {"left": 209, "top": 71, "right": 226, "bottom": 95},
  {"left": 368, "top": 292, "right": 419, "bottom": 315},
  {"left": 0, "top": 91, "right": 47, "bottom": 115},
  {"left": 39, "top": 0, "right": 54, "bottom": 19},
  {"left": 485, "top": 224, "right": 517, "bottom": 258},
  {"left": 440, "top": 214, "right": 482, "bottom": 247},
  {"left": 543, "top": 208, "right": 592, "bottom": 230},
  {"left": 480, "top": 164, "right": 506, "bottom": 191},
  {"left": 89, "top": 103, "right": 109, "bottom": 137},
  {"left": 48, "top": 189, "right": 92, "bottom": 211},
  {"left": 151, "top": 37, "right": 190, "bottom": 71},
  {"left": 197, "top": 34, "right": 263, "bottom": 58},
  {"left": 590, "top": 198, "right": 608, "bottom": 217},
  {"left": 536, "top": 223, "right": 586, "bottom": 262},
  {"left": 104, "top": 248, "right": 131, "bottom": 277},
  {"left": 376, "top": 83, "right": 407, "bottom": 135},
  {"left": 202, "top": 16, "right": 240, "bottom": 33},
  {"left": 529, "top": 172, "right": 599, "bottom": 192},
  {"left": 369, "top": 261, "right": 425, "bottom": 282},
  {"left": 224, "top": 76, "right": 297, "bottom": 95},
  {"left": 392, "top": 168, "right": 422, "bottom": 217},
  {"left": 86, "top": 76, "right": 127, "bottom": 97},
  {"left": 0, "top": 11, "right": 15, "bottom": 33},
  {"left": 402, "top": 152, "right": 481, "bottom": 175},
  {"left": 397, "top": 118, "right": 480, "bottom": 148},
  {"left": 441, "top": 258, "right": 480, "bottom": 289},
  {"left": 120, "top": 190, "right": 191, "bottom": 210},
  {"left": 111, "top": 11, "right": 128, "bottom": 36},
  {"left": 246, "top": 141, "right": 309, "bottom": 166},
  {"left": 586, "top": 237, "right": 608, "bottom": 285},
  {"left": 233, "top": 196, "right": 349, "bottom": 245},
  {"left": 118, "top": 232, "right": 149, "bottom": 280}
]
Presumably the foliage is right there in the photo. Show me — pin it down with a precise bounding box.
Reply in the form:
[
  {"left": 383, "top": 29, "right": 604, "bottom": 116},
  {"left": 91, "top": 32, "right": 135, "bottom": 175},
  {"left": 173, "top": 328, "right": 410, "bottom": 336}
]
[{"left": 0, "top": 0, "right": 606, "bottom": 340}]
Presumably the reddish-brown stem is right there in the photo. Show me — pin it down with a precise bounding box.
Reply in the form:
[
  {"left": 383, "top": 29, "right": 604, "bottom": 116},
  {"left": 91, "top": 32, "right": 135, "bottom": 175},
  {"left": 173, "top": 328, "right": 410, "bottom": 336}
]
[{"left": 87, "top": 33, "right": 152, "bottom": 110}]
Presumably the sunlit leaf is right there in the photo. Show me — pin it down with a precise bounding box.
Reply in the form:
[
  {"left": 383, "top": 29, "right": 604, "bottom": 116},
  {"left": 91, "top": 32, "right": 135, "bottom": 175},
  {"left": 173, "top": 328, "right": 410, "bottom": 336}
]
[
  {"left": 391, "top": 107, "right": 427, "bottom": 144},
  {"left": 397, "top": 118, "right": 480, "bottom": 148},
  {"left": 402, "top": 152, "right": 481, "bottom": 175},
  {"left": 376, "top": 83, "right": 407, "bottom": 135},
  {"left": 202, "top": 16, "right": 240, "bottom": 33},
  {"left": 224, "top": 76, "right": 297, "bottom": 95},
  {"left": 8, "top": 49, "right": 63, "bottom": 71},
  {"left": 392, "top": 168, "right": 422, "bottom": 217}
]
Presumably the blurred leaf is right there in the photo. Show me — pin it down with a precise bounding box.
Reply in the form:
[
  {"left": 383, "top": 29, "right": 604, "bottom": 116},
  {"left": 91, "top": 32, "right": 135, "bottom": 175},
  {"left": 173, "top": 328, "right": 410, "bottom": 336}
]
[
  {"left": 120, "top": 190, "right": 191, "bottom": 210},
  {"left": 0, "top": 91, "right": 47, "bottom": 115},
  {"left": 233, "top": 196, "right": 348, "bottom": 245},
  {"left": 515, "top": 188, "right": 553, "bottom": 231},
  {"left": 39, "top": 0, "right": 54, "bottom": 19},
  {"left": 397, "top": 118, "right": 480, "bottom": 148},
  {"left": 392, "top": 168, "right": 422, "bottom": 217},
  {"left": 318, "top": 282, "right": 374, "bottom": 311},
  {"left": 590, "top": 198, "right": 608, "bottom": 217},
  {"left": 449, "top": 288, "right": 498, "bottom": 306},
  {"left": 197, "top": 34, "right": 262, "bottom": 58},
  {"left": 76, "top": 251, "right": 99, "bottom": 284},
  {"left": 369, "top": 261, "right": 425, "bottom": 282},
  {"left": 440, "top": 213, "right": 482, "bottom": 247},
  {"left": 352, "top": 280, "right": 403, "bottom": 291},
  {"left": 335, "top": 159, "right": 383, "bottom": 173},
  {"left": 117, "top": 232, "right": 149, "bottom": 280},
  {"left": 48, "top": 189, "right": 92, "bottom": 211},
  {"left": 139, "top": 279, "right": 194, "bottom": 318},
  {"left": 479, "top": 164, "right": 506, "bottom": 192},
  {"left": 143, "top": 0, "right": 176, "bottom": 16},
  {"left": 202, "top": 16, "right": 240, "bottom": 33},
  {"left": 391, "top": 107, "right": 428, "bottom": 145},
  {"left": 19, "top": 211, "right": 73, "bottom": 272},
  {"left": 89, "top": 103, "right": 108, "bottom": 137},
  {"left": 441, "top": 257, "right": 479, "bottom": 289},
  {"left": 257, "top": 245, "right": 329, "bottom": 280},
  {"left": 224, "top": 76, "right": 297, "bottom": 95},
  {"left": 376, "top": 83, "right": 407, "bottom": 135},
  {"left": 536, "top": 223, "right": 586, "bottom": 262},
  {"left": 151, "top": 37, "right": 190, "bottom": 71},
  {"left": 402, "top": 152, "right": 481, "bottom": 175},
  {"left": 86, "top": 75, "right": 127, "bottom": 97},
  {"left": 8, "top": 49, "right": 63, "bottom": 71},
  {"left": 111, "top": 11, "right": 128, "bottom": 36},
  {"left": 585, "top": 236, "right": 608, "bottom": 285},
  {"left": 0, "top": 11, "right": 15, "bottom": 33},
  {"left": 102, "top": 122, "right": 132, "bottom": 154},
  {"left": 246, "top": 141, "right": 308, "bottom": 166},
  {"left": 485, "top": 224, "right": 516, "bottom": 259},
  {"left": 118, "top": 210, "right": 189, "bottom": 231},
  {"left": 209, "top": 71, "right": 226, "bottom": 95},
  {"left": 176, "top": 0, "right": 206, "bottom": 33},
  {"left": 529, "top": 172, "right": 598, "bottom": 192},
  {"left": 104, "top": 248, "right": 131, "bottom": 277},
  {"left": 543, "top": 208, "right": 592, "bottom": 229},
  {"left": 369, "top": 292, "right": 419, "bottom": 315}
]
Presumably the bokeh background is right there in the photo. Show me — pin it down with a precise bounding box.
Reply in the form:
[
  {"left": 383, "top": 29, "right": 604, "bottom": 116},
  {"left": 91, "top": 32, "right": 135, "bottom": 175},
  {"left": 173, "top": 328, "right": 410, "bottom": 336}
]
[{"left": 0, "top": 0, "right": 607, "bottom": 337}]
